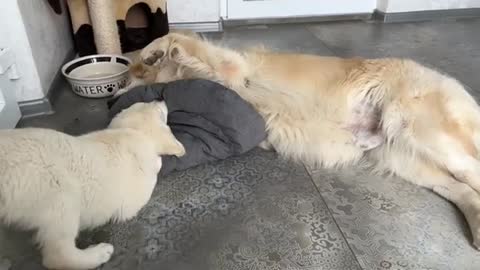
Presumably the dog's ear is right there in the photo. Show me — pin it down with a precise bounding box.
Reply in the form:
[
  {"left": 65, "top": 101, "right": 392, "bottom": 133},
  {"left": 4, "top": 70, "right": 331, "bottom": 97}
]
[{"left": 157, "top": 132, "right": 185, "bottom": 157}]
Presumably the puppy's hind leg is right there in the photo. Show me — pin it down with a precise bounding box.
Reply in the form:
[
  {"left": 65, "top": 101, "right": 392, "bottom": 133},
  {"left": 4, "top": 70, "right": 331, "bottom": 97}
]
[{"left": 37, "top": 198, "right": 114, "bottom": 270}]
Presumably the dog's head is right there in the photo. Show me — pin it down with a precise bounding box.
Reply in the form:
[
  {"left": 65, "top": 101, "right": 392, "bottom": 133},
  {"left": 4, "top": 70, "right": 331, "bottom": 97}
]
[{"left": 108, "top": 101, "right": 185, "bottom": 157}]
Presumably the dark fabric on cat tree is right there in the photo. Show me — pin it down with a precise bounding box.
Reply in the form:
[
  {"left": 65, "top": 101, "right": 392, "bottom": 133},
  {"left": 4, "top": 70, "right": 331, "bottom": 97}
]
[
  {"left": 117, "top": 8, "right": 170, "bottom": 53},
  {"left": 66, "top": 0, "right": 169, "bottom": 56},
  {"left": 47, "top": 0, "right": 63, "bottom": 14}
]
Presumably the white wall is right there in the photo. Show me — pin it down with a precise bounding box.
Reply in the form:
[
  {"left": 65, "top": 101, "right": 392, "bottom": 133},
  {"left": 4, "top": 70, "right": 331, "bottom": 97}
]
[
  {"left": 168, "top": 0, "right": 220, "bottom": 23},
  {"left": 0, "top": 1, "right": 43, "bottom": 102},
  {"left": 18, "top": 0, "right": 73, "bottom": 98},
  {"left": 0, "top": 1, "right": 73, "bottom": 103},
  {"left": 378, "top": 0, "right": 480, "bottom": 12},
  {"left": 376, "top": 0, "right": 390, "bottom": 12}
]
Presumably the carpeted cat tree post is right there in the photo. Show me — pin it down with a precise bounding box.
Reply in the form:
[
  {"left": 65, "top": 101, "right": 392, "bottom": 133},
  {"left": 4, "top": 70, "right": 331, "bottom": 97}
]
[{"left": 66, "top": 0, "right": 169, "bottom": 56}]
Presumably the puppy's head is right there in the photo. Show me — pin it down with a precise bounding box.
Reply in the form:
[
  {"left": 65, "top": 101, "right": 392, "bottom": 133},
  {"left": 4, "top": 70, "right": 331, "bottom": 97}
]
[{"left": 109, "top": 101, "right": 185, "bottom": 157}]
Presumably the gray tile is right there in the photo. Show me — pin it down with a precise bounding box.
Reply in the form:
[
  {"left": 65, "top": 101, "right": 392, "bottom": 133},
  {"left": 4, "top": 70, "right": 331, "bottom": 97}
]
[
  {"left": 205, "top": 24, "right": 334, "bottom": 55},
  {"left": 307, "top": 19, "right": 480, "bottom": 91},
  {"left": 17, "top": 80, "right": 111, "bottom": 135},
  {"left": 307, "top": 166, "right": 480, "bottom": 270}
]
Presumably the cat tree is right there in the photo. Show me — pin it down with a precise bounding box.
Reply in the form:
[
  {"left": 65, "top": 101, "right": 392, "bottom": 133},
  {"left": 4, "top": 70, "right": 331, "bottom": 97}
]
[{"left": 66, "top": 0, "right": 169, "bottom": 56}]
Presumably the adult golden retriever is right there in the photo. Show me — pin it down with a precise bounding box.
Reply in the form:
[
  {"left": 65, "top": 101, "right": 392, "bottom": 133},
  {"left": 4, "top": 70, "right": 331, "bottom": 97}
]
[{"left": 119, "top": 31, "right": 480, "bottom": 249}]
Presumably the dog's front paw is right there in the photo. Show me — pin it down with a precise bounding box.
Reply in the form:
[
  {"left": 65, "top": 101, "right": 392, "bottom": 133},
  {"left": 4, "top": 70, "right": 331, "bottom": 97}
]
[
  {"left": 143, "top": 49, "right": 166, "bottom": 66},
  {"left": 141, "top": 36, "right": 172, "bottom": 66}
]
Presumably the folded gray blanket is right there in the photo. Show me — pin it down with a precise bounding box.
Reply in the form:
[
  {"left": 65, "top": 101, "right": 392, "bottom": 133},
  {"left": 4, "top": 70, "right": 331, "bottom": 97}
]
[{"left": 108, "top": 79, "right": 267, "bottom": 176}]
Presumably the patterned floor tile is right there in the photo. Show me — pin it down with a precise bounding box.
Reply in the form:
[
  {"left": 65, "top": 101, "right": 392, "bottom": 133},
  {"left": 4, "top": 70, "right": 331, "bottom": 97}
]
[{"left": 307, "top": 166, "right": 480, "bottom": 270}]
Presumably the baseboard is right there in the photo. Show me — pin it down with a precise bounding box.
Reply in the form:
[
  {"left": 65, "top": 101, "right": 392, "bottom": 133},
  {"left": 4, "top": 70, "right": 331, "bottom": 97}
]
[
  {"left": 222, "top": 13, "right": 372, "bottom": 27},
  {"left": 18, "top": 97, "right": 54, "bottom": 118},
  {"left": 169, "top": 21, "right": 223, "bottom": 32},
  {"left": 374, "top": 8, "right": 480, "bottom": 23},
  {"left": 19, "top": 48, "right": 76, "bottom": 119}
]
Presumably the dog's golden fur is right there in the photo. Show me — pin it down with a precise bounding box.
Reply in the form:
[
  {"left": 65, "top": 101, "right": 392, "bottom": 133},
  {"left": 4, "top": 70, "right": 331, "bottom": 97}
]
[{"left": 121, "top": 32, "right": 480, "bottom": 249}]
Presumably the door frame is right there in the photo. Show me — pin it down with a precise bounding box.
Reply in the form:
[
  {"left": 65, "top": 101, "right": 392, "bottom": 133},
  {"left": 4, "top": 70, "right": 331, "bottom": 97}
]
[
  {"left": 222, "top": 0, "right": 376, "bottom": 20},
  {"left": 0, "top": 48, "right": 22, "bottom": 129}
]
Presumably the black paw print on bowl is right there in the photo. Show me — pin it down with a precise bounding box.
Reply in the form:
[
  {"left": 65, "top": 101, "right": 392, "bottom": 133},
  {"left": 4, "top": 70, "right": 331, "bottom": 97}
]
[{"left": 104, "top": 83, "right": 116, "bottom": 93}]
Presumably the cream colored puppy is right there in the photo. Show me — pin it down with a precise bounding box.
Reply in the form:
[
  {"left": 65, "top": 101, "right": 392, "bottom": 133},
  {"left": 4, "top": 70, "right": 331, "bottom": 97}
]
[{"left": 0, "top": 101, "right": 184, "bottom": 270}]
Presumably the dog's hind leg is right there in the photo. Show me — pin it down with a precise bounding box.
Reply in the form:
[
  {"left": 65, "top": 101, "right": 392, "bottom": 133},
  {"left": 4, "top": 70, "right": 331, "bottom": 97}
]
[
  {"left": 381, "top": 89, "right": 480, "bottom": 195},
  {"left": 37, "top": 197, "right": 114, "bottom": 270},
  {"left": 411, "top": 115, "right": 480, "bottom": 195},
  {"left": 405, "top": 161, "right": 480, "bottom": 249},
  {"left": 377, "top": 98, "right": 480, "bottom": 248},
  {"left": 434, "top": 135, "right": 480, "bottom": 194},
  {"left": 375, "top": 148, "right": 480, "bottom": 249}
]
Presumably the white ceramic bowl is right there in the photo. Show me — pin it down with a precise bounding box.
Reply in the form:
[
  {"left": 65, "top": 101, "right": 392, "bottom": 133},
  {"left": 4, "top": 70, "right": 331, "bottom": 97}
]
[{"left": 62, "top": 54, "right": 132, "bottom": 98}]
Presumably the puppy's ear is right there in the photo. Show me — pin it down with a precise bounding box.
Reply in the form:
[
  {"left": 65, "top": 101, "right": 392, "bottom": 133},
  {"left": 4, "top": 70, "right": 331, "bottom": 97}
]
[{"left": 157, "top": 131, "right": 185, "bottom": 157}]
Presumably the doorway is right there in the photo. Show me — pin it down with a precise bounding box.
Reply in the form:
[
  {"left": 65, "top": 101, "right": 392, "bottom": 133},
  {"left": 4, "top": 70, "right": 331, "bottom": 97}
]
[
  {"left": 0, "top": 48, "right": 21, "bottom": 129},
  {"left": 226, "top": 0, "right": 376, "bottom": 20}
]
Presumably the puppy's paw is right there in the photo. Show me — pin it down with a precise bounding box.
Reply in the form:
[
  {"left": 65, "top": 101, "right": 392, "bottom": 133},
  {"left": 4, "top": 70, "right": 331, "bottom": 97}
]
[
  {"left": 85, "top": 243, "right": 114, "bottom": 266},
  {"left": 258, "top": 140, "right": 274, "bottom": 151}
]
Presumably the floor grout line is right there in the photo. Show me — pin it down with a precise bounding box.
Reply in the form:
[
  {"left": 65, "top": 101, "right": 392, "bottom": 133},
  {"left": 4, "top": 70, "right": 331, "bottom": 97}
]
[
  {"left": 302, "top": 165, "right": 364, "bottom": 270},
  {"left": 304, "top": 24, "right": 341, "bottom": 57}
]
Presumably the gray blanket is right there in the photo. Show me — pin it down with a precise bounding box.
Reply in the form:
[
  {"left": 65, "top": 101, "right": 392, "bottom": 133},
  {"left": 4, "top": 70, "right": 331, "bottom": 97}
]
[{"left": 108, "top": 79, "right": 266, "bottom": 176}]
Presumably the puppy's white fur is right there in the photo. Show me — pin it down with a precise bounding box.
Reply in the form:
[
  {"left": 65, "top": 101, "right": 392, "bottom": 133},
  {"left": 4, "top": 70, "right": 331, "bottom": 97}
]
[{"left": 0, "top": 102, "right": 184, "bottom": 270}]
